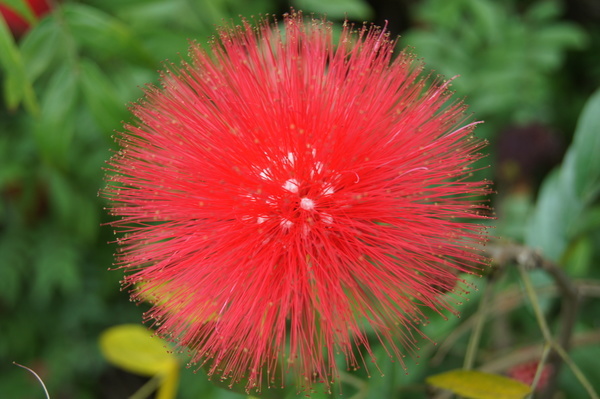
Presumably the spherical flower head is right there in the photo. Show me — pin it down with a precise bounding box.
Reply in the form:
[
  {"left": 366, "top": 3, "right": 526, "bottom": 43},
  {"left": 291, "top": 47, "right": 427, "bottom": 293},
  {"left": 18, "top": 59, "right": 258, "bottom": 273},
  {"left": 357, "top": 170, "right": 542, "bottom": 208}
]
[{"left": 105, "top": 11, "right": 491, "bottom": 392}]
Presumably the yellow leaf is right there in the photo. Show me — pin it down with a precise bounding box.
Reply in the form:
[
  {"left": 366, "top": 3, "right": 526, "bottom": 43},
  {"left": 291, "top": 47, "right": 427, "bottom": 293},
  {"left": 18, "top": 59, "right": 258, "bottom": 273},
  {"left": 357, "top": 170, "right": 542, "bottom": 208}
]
[
  {"left": 156, "top": 361, "right": 179, "bottom": 399},
  {"left": 426, "top": 369, "right": 531, "bottom": 399},
  {"left": 99, "top": 324, "right": 177, "bottom": 377}
]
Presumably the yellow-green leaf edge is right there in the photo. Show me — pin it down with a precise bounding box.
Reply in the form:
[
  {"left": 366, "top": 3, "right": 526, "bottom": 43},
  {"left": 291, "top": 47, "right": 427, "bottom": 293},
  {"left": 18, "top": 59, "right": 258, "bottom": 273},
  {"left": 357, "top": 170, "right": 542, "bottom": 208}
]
[
  {"left": 99, "top": 323, "right": 177, "bottom": 377},
  {"left": 426, "top": 369, "right": 532, "bottom": 399}
]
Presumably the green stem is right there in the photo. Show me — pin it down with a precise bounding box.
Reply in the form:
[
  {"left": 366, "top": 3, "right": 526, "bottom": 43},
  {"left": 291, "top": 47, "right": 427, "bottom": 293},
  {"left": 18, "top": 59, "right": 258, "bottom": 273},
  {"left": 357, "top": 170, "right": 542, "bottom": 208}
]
[
  {"left": 552, "top": 342, "right": 599, "bottom": 399},
  {"left": 517, "top": 267, "right": 553, "bottom": 342},
  {"left": 463, "top": 278, "right": 495, "bottom": 370},
  {"left": 528, "top": 343, "right": 551, "bottom": 396},
  {"left": 518, "top": 266, "right": 598, "bottom": 399},
  {"left": 130, "top": 374, "right": 162, "bottom": 399}
]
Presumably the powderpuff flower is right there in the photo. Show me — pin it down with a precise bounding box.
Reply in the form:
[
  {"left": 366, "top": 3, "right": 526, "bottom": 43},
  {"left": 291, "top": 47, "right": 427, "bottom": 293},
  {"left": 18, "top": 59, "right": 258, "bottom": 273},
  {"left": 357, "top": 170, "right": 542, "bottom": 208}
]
[{"left": 105, "top": 11, "right": 490, "bottom": 392}]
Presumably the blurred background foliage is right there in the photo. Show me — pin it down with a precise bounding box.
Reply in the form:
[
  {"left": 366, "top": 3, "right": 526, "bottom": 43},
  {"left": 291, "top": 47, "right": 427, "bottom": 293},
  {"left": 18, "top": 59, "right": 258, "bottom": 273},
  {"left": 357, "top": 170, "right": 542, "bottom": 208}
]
[{"left": 0, "top": 0, "right": 599, "bottom": 398}]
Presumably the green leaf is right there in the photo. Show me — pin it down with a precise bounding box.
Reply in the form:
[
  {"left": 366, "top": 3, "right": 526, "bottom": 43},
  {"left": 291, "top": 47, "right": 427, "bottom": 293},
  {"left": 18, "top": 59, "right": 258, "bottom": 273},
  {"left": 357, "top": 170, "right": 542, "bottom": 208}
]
[
  {"left": 426, "top": 369, "right": 531, "bottom": 399},
  {"left": 32, "top": 63, "right": 78, "bottom": 166},
  {"left": 292, "top": 0, "right": 374, "bottom": 20},
  {"left": 79, "top": 59, "right": 129, "bottom": 133},
  {"left": 526, "top": 89, "right": 600, "bottom": 262},
  {"left": 0, "top": 15, "right": 39, "bottom": 114},
  {"left": 99, "top": 324, "right": 179, "bottom": 399},
  {"left": 45, "top": 167, "right": 99, "bottom": 243},
  {"left": 62, "top": 3, "right": 155, "bottom": 66},
  {"left": 563, "top": 235, "right": 593, "bottom": 277},
  {"left": 530, "top": 24, "right": 587, "bottom": 71},
  {"left": 466, "top": 0, "right": 501, "bottom": 43},
  {"left": 535, "top": 24, "right": 587, "bottom": 50},
  {"left": 525, "top": 0, "right": 561, "bottom": 22},
  {"left": 525, "top": 169, "right": 574, "bottom": 261},
  {"left": 31, "top": 234, "right": 80, "bottom": 306},
  {"left": 283, "top": 385, "right": 332, "bottom": 399},
  {"left": 366, "top": 350, "right": 397, "bottom": 398},
  {"left": 0, "top": 231, "right": 26, "bottom": 306},
  {"left": 99, "top": 324, "right": 177, "bottom": 376},
  {"left": 571, "top": 88, "right": 600, "bottom": 203},
  {"left": 494, "top": 192, "right": 534, "bottom": 241},
  {"left": 19, "top": 16, "right": 64, "bottom": 82},
  {"left": 571, "top": 205, "right": 600, "bottom": 236}
]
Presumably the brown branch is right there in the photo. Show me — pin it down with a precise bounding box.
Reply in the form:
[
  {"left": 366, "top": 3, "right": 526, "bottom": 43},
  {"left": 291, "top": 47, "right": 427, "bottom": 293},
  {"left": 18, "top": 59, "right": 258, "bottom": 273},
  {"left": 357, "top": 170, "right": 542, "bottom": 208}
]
[
  {"left": 429, "top": 278, "right": 599, "bottom": 367},
  {"left": 485, "top": 243, "right": 581, "bottom": 399},
  {"left": 479, "top": 330, "right": 600, "bottom": 374}
]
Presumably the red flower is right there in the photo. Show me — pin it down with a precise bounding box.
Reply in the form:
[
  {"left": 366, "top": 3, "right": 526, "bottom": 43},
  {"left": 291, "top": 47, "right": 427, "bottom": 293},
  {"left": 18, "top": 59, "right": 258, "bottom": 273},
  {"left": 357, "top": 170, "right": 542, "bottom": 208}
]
[
  {"left": 508, "top": 361, "right": 552, "bottom": 391},
  {"left": 106, "top": 11, "right": 490, "bottom": 391},
  {"left": 0, "top": 0, "right": 52, "bottom": 38}
]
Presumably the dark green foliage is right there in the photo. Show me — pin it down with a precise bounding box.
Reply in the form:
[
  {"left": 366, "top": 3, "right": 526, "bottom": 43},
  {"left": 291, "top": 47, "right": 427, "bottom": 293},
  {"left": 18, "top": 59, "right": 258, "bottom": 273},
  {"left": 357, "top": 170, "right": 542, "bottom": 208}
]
[{"left": 1, "top": 0, "right": 599, "bottom": 397}]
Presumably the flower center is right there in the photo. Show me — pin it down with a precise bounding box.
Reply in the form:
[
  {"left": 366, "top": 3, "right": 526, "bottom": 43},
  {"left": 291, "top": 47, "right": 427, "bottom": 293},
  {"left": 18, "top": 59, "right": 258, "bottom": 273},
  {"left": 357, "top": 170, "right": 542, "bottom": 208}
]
[{"left": 243, "top": 151, "right": 336, "bottom": 234}]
